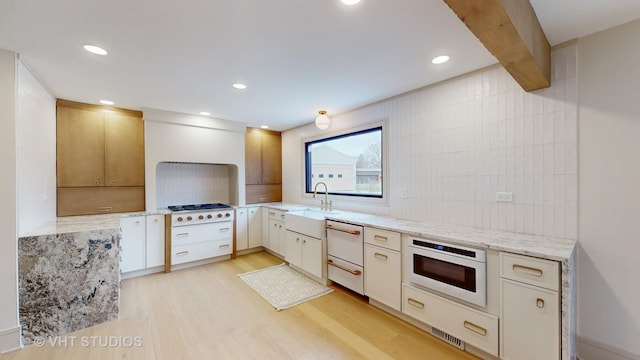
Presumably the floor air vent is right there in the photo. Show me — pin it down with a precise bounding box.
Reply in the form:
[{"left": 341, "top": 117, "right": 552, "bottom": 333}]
[{"left": 431, "top": 327, "right": 465, "bottom": 350}]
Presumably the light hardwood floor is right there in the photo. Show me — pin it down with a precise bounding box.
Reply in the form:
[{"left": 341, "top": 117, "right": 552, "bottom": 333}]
[{"left": 2, "top": 251, "right": 478, "bottom": 359}]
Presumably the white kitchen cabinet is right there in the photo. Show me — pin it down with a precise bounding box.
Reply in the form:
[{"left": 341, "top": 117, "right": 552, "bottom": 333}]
[
  {"left": 500, "top": 252, "right": 560, "bottom": 360},
  {"left": 285, "top": 230, "right": 323, "bottom": 279},
  {"left": 145, "top": 214, "right": 165, "bottom": 268},
  {"left": 120, "top": 215, "right": 146, "bottom": 273},
  {"left": 267, "top": 209, "right": 286, "bottom": 255},
  {"left": 247, "top": 206, "right": 262, "bottom": 248},
  {"left": 364, "top": 244, "right": 401, "bottom": 310},
  {"left": 236, "top": 207, "right": 249, "bottom": 251}
]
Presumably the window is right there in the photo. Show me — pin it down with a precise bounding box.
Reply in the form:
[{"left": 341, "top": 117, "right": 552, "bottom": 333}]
[{"left": 305, "top": 126, "right": 383, "bottom": 198}]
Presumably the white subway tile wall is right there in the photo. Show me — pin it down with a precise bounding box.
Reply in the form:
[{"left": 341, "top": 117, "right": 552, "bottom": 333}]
[
  {"left": 155, "top": 162, "right": 230, "bottom": 208},
  {"left": 282, "top": 45, "right": 578, "bottom": 239}
]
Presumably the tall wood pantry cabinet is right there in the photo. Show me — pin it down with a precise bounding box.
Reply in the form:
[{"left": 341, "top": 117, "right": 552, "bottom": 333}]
[
  {"left": 56, "top": 99, "right": 145, "bottom": 216},
  {"left": 245, "top": 128, "right": 282, "bottom": 203}
]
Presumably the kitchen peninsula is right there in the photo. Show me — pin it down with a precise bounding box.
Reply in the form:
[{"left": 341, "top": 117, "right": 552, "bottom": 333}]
[{"left": 17, "top": 214, "right": 122, "bottom": 343}]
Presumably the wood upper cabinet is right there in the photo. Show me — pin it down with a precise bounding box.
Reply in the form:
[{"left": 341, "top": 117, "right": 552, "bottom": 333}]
[
  {"left": 245, "top": 128, "right": 282, "bottom": 203},
  {"left": 56, "top": 99, "right": 145, "bottom": 216},
  {"left": 56, "top": 105, "right": 105, "bottom": 187}
]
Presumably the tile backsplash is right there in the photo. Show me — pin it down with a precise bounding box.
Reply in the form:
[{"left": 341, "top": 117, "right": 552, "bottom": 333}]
[
  {"left": 283, "top": 44, "right": 577, "bottom": 239},
  {"left": 155, "top": 162, "right": 230, "bottom": 208}
]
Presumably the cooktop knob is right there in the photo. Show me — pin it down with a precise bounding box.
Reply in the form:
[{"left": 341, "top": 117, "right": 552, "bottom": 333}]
[
  {"left": 217, "top": 213, "right": 223, "bottom": 218},
  {"left": 187, "top": 216, "right": 193, "bottom": 221},
  {"left": 177, "top": 217, "right": 183, "bottom": 222},
  {"left": 207, "top": 214, "right": 213, "bottom": 219},
  {"left": 199, "top": 215, "right": 204, "bottom": 220},
  {"left": 225, "top": 213, "right": 231, "bottom": 217}
]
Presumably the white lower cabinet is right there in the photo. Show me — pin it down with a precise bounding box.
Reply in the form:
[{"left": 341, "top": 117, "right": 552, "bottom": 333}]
[
  {"left": 247, "top": 206, "right": 262, "bottom": 248},
  {"left": 268, "top": 217, "right": 285, "bottom": 255},
  {"left": 145, "top": 215, "right": 165, "bottom": 268},
  {"left": 120, "top": 215, "right": 146, "bottom": 273},
  {"left": 364, "top": 244, "right": 401, "bottom": 311},
  {"left": 285, "top": 230, "right": 322, "bottom": 279},
  {"left": 402, "top": 283, "right": 499, "bottom": 357},
  {"left": 500, "top": 252, "right": 560, "bottom": 360},
  {"left": 236, "top": 208, "right": 249, "bottom": 251}
]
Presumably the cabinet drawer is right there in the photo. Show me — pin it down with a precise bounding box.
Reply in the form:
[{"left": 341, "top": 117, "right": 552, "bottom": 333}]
[
  {"left": 364, "top": 227, "right": 401, "bottom": 251},
  {"left": 500, "top": 253, "right": 559, "bottom": 291},
  {"left": 328, "top": 255, "right": 364, "bottom": 295},
  {"left": 57, "top": 186, "right": 145, "bottom": 216},
  {"left": 266, "top": 209, "right": 286, "bottom": 221},
  {"left": 171, "top": 221, "right": 233, "bottom": 246},
  {"left": 364, "top": 244, "right": 401, "bottom": 310},
  {"left": 402, "top": 284, "right": 498, "bottom": 357},
  {"left": 172, "top": 239, "right": 232, "bottom": 265}
]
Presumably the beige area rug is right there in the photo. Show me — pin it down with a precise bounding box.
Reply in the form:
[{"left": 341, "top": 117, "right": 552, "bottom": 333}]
[{"left": 238, "top": 263, "right": 333, "bottom": 311}]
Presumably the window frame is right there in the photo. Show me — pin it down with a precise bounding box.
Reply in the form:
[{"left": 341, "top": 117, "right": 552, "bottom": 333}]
[{"left": 303, "top": 121, "right": 387, "bottom": 203}]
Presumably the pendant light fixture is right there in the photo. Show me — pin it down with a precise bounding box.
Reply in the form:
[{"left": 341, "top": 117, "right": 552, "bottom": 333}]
[{"left": 315, "top": 110, "right": 331, "bottom": 129}]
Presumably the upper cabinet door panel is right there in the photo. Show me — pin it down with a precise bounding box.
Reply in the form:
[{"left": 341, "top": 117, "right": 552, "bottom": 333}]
[
  {"left": 245, "top": 131, "right": 263, "bottom": 184},
  {"left": 56, "top": 106, "right": 105, "bottom": 187},
  {"left": 261, "top": 133, "right": 282, "bottom": 184},
  {"left": 104, "top": 112, "right": 145, "bottom": 186}
]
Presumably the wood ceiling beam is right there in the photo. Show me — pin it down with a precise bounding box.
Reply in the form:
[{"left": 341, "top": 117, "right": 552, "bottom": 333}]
[{"left": 443, "top": 0, "right": 551, "bottom": 91}]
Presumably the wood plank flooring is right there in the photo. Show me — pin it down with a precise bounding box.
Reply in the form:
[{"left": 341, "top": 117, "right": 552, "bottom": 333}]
[{"left": 1, "top": 251, "right": 478, "bottom": 359}]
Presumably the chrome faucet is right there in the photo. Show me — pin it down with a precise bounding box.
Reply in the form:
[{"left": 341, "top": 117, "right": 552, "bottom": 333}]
[{"left": 313, "top": 182, "right": 332, "bottom": 211}]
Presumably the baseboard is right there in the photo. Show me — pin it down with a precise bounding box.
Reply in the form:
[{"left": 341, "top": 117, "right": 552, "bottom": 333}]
[
  {"left": 0, "top": 326, "right": 22, "bottom": 354},
  {"left": 578, "top": 336, "right": 640, "bottom": 360}
]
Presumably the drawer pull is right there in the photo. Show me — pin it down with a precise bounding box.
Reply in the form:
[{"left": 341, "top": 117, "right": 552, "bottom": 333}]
[
  {"left": 176, "top": 251, "right": 189, "bottom": 256},
  {"left": 176, "top": 233, "right": 189, "bottom": 238},
  {"left": 219, "top": 244, "right": 230, "bottom": 249},
  {"left": 374, "top": 252, "right": 388, "bottom": 260},
  {"left": 513, "top": 264, "right": 543, "bottom": 277},
  {"left": 374, "top": 235, "right": 388, "bottom": 242},
  {"left": 269, "top": 212, "right": 275, "bottom": 216},
  {"left": 407, "top": 298, "right": 425, "bottom": 309},
  {"left": 219, "top": 227, "right": 230, "bottom": 232},
  {"left": 259, "top": 197, "right": 267, "bottom": 201},
  {"left": 536, "top": 298, "right": 545, "bottom": 308},
  {"left": 326, "top": 224, "right": 361, "bottom": 235},
  {"left": 463, "top": 321, "right": 488, "bottom": 336},
  {"left": 97, "top": 206, "right": 113, "bottom": 213},
  {"left": 327, "top": 259, "right": 361, "bottom": 275},
  {"left": 281, "top": 214, "right": 285, "bottom": 219}
]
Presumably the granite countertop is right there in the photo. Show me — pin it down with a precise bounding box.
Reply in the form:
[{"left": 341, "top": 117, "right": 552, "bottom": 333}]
[{"left": 262, "top": 203, "right": 576, "bottom": 262}]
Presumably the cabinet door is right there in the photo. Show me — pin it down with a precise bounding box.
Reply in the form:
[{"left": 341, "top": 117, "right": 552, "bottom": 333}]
[
  {"left": 262, "top": 133, "right": 282, "bottom": 184},
  {"left": 104, "top": 112, "right": 145, "bottom": 186},
  {"left": 236, "top": 208, "right": 249, "bottom": 251},
  {"left": 285, "top": 230, "right": 303, "bottom": 268},
  {"left": 57, "top": 105, "right": 105, "bottom": 187},
  {"left": 245, "top": 131, "right": 263, "bottom": 184},
  {"left": 501, "top": 279, "right": 560, "bottom": 360},
  {"left": 120, "top": 216, "right": 146, "bottom": 273},
  {"left": 302, "top": 235, "right": 323, "bottom": 279},
  {"left": 247, "top": 207, "right": 262, "bottom": 248},
  {"left": 145, "top": 215, "right": 165, "bottom": 268},
  {"left": 268, "top": 219, "right": 281, "bottom": 253},
  {"left": 364, "top": 244, "right": 401, "bottom": 310}
]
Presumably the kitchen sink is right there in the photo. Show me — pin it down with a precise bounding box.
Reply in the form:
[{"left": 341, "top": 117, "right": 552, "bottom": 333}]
[{"left": 284, "top": 209, "right": 339, "bottom": 239}]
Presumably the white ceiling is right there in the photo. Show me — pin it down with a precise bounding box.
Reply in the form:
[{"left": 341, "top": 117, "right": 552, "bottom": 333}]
[{"left": 1, "top": 0, "right": 639, "bottom": 131}]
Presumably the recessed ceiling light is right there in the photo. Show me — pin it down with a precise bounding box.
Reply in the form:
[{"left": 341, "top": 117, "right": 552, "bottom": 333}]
[
  {"left": 99, "top": 100, "right": 114, "bottom": 105},
  {"left": 84, "top": 45, "right": 108, "bottom": 56},
  {"left": 260, "top": 125, "right": 269, "bottom": 129},
  {"left": 200, "top": 112, "right": 211, "bottom": 116},
  {"left": 432, "top": 55, "right": 450, "bottom": 64},
  {"left": 341, "top": 0, "right": 361, "bottom": 5},
  {"left": 232, "top": 83, "right": 247, "bottom": 90}
]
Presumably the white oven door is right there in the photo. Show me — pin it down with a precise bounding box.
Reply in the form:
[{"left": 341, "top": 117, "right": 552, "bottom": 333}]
[{"left": 408, "top": 245, "right": 487, "bottom": 307}]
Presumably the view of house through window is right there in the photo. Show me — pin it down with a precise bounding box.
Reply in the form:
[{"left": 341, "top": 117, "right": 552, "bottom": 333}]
[{"left": 305, "top": 126, "right": 383, "bottom": 198}]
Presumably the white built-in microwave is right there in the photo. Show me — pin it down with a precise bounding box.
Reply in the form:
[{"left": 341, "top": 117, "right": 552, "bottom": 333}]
[{"left": 408, "top": 237, "right": 487, "bottom": 307}]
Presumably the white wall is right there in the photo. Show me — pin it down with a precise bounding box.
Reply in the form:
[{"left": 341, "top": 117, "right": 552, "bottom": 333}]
[
  {"left": 143, "top": 108, "right": 246, "bottom": 210},
  {"left": 16, "top": 59, "right": 56, "bottom": 236},
  {"left": 0, "top": 49, "right": 20, "bottom": 353},
  {"left": 283, "top": 46, "right": 578, "bottom": 240},
  {"left": 577, "top": 19, "right": 640, "bottom": 359}
]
